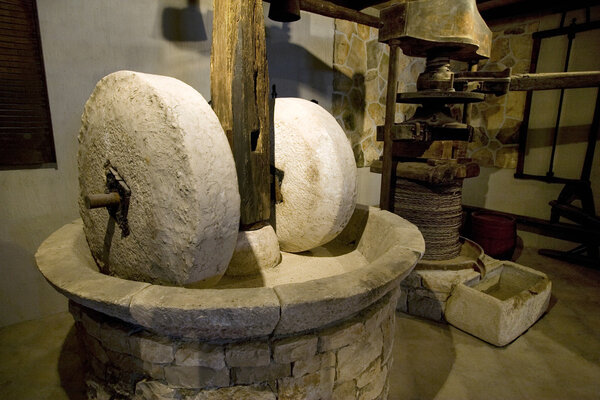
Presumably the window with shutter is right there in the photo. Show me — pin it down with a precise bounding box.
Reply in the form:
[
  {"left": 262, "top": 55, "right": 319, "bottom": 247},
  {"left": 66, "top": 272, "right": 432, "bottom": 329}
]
[{"left": 0, "top": 0, "right": 55, "bottom": 168}]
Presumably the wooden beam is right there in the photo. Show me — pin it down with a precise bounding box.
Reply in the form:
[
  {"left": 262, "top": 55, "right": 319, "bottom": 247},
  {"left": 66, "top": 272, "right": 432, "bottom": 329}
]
[
  {"left": 211, "top": 0, "right": 271, "bottom": 227},
  {"left": 477, "top": 0, "right": 600, "bottom": 22},
  {"left": 263, "top": 0, "right": 381, "bottom": 28},
  {"left": 510, "top": 71, "right": 600, "bottom": 91},
  {"left": 379, "top": 44, "right": 399, "bottom": 211}
]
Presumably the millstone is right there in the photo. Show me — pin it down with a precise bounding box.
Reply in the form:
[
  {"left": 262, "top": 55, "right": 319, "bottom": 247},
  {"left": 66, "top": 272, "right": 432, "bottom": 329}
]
[
  {"left": 273, "top": 98, "right": 357, "bottom": 252},
  {"left": 78, "top": 70, "right": 240, "bottom": 286}
]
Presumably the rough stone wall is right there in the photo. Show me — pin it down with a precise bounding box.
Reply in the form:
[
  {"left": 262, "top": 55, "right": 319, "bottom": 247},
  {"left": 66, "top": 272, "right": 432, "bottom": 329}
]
[
  {"left": 398, "top": 269, "right": 481, "bottom": 322},
  {"left": 468, "top": 20, "right": 540, "bottom": 168},
  {"left": 332, "top": 18, "right": 540, "bottom": 170},
  {"left": 332, "top": 19, "right": 424, "bottom": 167},
  {"left": 70, "top": 288, "right": 398, "bottom": 400}
]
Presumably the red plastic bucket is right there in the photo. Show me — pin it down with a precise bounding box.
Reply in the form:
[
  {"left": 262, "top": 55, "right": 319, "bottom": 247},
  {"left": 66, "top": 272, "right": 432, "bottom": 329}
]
[{"left": 470, "top": 212, "right": 516, "bottom": 260}]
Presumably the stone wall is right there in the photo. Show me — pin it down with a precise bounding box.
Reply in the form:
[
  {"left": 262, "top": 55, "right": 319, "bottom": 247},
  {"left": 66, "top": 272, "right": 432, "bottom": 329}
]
[
  {"left": 398, "top": 269, "right": 481, "bottom": 322},
  {"left": 397, "top": 255, "right": 503, "bottom": 322},
  {"left": 332, "top": 20, "right": 424, "bottom": 167},
  {"left": 70, "top": 288, "right": 398, "bottom": 400},
  {"left": 467, "top": 20, "right": 539, "bottom": 168},
  {"left": 332, "top": 18, "right": 540, "bottom": 170}
]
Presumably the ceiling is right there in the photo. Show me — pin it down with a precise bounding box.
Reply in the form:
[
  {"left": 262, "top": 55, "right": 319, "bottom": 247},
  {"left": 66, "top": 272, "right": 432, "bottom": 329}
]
[{"left": 329, "top": 0, "right": 600, "bottom": 21}]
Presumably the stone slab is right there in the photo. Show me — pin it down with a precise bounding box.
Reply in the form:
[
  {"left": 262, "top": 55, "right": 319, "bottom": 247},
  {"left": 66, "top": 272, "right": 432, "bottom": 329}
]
[
  {"left": 273, "top": 335, "right": 317, "bottom": 363},
  {"left": 163, "top": 365, "right": 229, "bottom": 389},
  {"left": 37, "top": 206, "right": 423, "bottom": 341},
  {"left": 232, "top": 363, "right": 291, "bottom": 385},
  {"left": 225, "top": 342, "right": 271, "bottom": 368},
  {"left": 274, "top": 247, "right": 417, "bottom": 335},
  {"left": 175, "top": 343, "right": 225, "bottom": 369},
  {"left": 188, "top": 385, "right": 276, "bottom": 400},
  {"left": 35, "top": 220, "right": 150, "bottom": 324},
  {"left": 129, "top": 286, "right": 280, "bottom": 340}
]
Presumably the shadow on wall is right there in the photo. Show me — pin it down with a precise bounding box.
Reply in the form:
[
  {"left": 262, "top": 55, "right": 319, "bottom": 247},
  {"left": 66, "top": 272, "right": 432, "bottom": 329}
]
[
  {"left": 161, "top": 0, "right": 207, "bottom": 42},
  {"left": 58, "top": 324, "right": 86, "bottom": 400},
  {"left": 266, "top": 22, "right": 334, "bottom": 104},
  {"left": 159, "top": 3, "right": 335, "bottom": 109}
]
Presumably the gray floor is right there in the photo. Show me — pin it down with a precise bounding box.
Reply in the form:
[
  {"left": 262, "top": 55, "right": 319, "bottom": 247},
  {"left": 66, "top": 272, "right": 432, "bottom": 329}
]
[{"left": 1, "top": 248, "right": 599, "bottom": 400}]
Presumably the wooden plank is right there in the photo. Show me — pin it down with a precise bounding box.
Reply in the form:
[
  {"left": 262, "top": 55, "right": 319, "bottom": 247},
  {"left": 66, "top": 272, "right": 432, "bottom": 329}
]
[
  {"left": 0, "top": 0, "right": 55, "bottom": 168},
  {"left": 1, "top": 52, "right": 40, "bottom": 62},
  {"left": 0, "top": 118, "right": 48, "bottom": 125},
  {"left": 0, "top": 14, "right": 30, "bottom": 26},
  {"left": 298, "top": 0, "right": 380, "bottom": 28},
  {"left": 0, "top": 91, "right": 48, "bottom": 101},
  {"left": 477, "top": 0, "right": 524, "bottom": 12},
  {"left": 0, "top": 31, "right": 36, "bottom": 41},
  {"left": 0, "top": 3, "right": 30, "bottom": 13},
  {"left": 0, "top": 39, "right": 37, "bottom": 49},
  {"left": 478, "top": 0, "right": 600, "bottom": 22},
  {"left": 0, "top": 102, "right": 48, "bottom": 111},
  {"left": 0, "top": 7, "right": 29, "bottom": 18},
  {"left": 0, "top": 107, "right": 47, "bottom": 116},
  {"left": 263, "top": 0, "right": 381, "bottom": 27},
  {"left": 0, "top": 71, "right": 45, "bottom": 80},
  {"left": 1, "top": 0, "right": 34, "bottom": 6},
  {"left": 1, "top": 80, "right": 44, "bottom": 90},
  {"left": 0, "top": 23, "right": 35, "bottom": 34},
  {"left": 0, "top": 59, "right": 42, "bottom": 69},
  {"left": 510, "top": 72, "right": 600, "bottom": 91},
  {"left": 0, "top": 133, "right": 54, "bottom": 166},
  {"left": 211, "top": 0, "right": 271, "bottom": 227},
  {"left": 379, "top": 44, "right": 399, "bottom": 211},
  {"left": 549, "top": 201, "right": 599, "bottom": 227},
  {"left": 532, "top": 19, "right": 600, "bottom": 39},
  {"left": 0, "top": 45, "right": 38, "bottom": 56},
  {"left": 0, "top": 124, "right": 48, "bottom": 130}
]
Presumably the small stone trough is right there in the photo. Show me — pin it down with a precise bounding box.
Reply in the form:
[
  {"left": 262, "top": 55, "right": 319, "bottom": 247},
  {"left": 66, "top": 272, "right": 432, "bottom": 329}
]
[
  {"left": 445, "top": 261, "right": 551, "bottom": 347},
  {"left": 36, "top": 205, "right": 424, "bottom": 399},
  {"left": 398, "top": 238, "right": 551, "bottom": 347}
]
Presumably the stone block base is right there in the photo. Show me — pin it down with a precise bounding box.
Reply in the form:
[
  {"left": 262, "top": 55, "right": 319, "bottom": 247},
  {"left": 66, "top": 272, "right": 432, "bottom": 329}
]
[
  {"left": 398, "top": 258, "right": 551, "bottom": 347},
  {"left": 70, "top": 288, "right": 399, "bottom": 400},
  {"left": 397, "top": 265, "right": 485, "bottom": 322}
]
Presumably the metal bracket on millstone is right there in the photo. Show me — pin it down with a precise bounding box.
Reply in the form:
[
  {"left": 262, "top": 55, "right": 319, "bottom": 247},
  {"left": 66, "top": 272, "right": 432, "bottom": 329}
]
[{"left": 84, "top": 161, "right": 131, "bottom": 237}]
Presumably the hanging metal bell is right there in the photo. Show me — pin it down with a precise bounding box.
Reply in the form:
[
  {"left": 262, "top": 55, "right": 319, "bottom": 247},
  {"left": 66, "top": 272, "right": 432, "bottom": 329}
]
[{"left": 268, "top": 0, "right": 300, "bottom": 22}]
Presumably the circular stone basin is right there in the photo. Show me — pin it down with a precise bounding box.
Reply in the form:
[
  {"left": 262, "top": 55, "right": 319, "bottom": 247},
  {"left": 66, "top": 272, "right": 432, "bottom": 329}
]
[
  {"left": 36, "top": 205, "right": 424, "bottom": 398},
  {"left": 416, "top": 237, "right": 486, "bottom": 274}
]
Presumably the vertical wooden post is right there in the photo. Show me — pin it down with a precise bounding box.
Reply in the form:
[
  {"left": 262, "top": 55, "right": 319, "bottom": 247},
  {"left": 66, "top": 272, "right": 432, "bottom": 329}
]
[
  {"left": 379, "top": 44, "right": 400, "bottom": 212},
  {"left": 211, "top": 0, "right": 271, "bottom": 228}
]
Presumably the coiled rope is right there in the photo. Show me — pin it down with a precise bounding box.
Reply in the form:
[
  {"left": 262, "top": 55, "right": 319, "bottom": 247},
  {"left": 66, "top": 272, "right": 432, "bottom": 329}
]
[{"left": 394, "top": 178, "right": 463, "bottom": 260}]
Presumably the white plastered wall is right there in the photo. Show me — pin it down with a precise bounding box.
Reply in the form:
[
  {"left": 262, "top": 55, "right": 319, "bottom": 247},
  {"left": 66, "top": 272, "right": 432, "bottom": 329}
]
[
  {"left": 463, "top": 10, "right": 600, "bottom": 249},
  {"left": 0, "top": 0, "right": 333, "bottom": 327}
]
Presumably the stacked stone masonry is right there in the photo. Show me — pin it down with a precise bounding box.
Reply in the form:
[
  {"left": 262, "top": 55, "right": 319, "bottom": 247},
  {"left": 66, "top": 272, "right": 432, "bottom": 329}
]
[
  {"left": 397, "top": 256, "right": 502, "bottom": 321},
  {"left": 332, "top": 19, "right": 424, "bottom": 167},
  {"left": 467, "top": 20, "right": 539, "bottom": 168},
  {"left": 333, "top": 17, "right": 541, "bottom": 170},
  {"left": 71, "top": 288, "right": 399, "bottom": 400}
]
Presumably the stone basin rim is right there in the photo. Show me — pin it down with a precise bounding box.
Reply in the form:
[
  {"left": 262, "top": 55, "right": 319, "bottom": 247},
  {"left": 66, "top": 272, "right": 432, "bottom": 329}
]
[{"left": 35, "top": 206, "right": 425, "bottom": 340}]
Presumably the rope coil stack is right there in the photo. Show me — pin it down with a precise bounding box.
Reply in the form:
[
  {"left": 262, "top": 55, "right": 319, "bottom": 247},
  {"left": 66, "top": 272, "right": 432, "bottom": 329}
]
[{"left": 394, "top": 178, "right": 463, "bottom": 260}]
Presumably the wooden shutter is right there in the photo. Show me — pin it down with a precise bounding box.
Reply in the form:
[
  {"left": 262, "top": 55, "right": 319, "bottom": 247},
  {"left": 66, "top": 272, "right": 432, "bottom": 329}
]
[{"left": 0, "top": 0, "right": 55, "bottom": 167}]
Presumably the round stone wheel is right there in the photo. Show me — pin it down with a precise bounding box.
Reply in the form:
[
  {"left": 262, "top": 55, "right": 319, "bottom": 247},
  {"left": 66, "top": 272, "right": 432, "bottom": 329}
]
[
  {"left": 274, "top": 98, "right": 357, "bottom": 252},
  {"left": 78, "top": 71, "right": 240, "bottom": 286}
]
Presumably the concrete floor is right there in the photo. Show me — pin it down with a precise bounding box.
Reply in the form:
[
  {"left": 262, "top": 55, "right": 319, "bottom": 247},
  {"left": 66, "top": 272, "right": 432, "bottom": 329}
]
[{"left": 0, "top": 248, "right": 599, "bottom": 399}]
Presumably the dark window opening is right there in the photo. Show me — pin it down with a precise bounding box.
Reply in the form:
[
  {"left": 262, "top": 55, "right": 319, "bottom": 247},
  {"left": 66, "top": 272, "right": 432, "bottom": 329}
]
[{"left": 0, "top": 0, "right": 56, "bottom": 169}]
